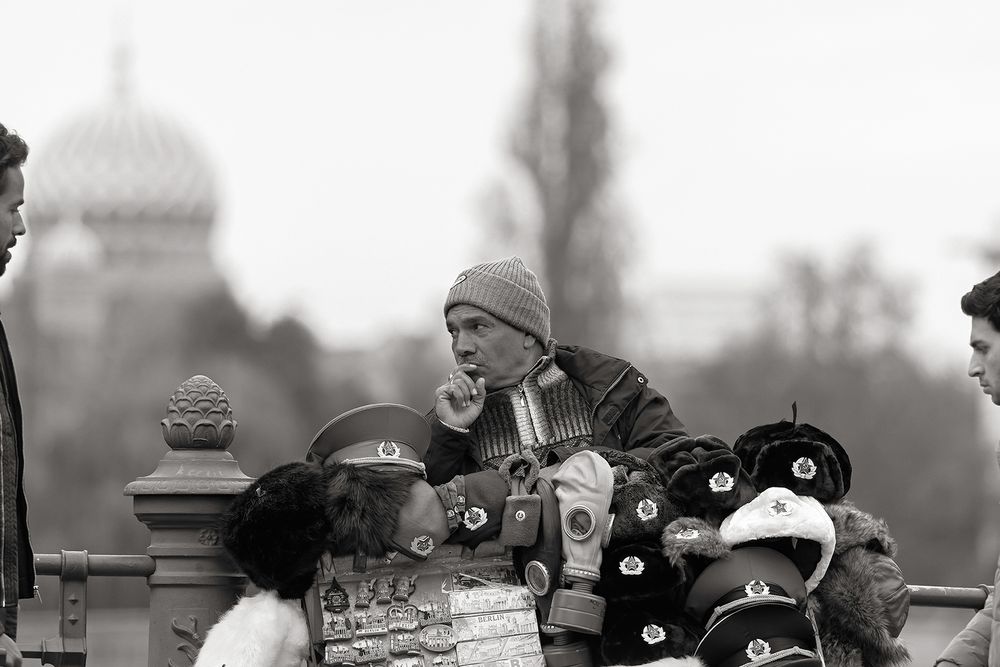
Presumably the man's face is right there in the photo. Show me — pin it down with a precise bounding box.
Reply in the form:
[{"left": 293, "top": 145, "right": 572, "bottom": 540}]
[
  {"left": 0, "top": 166, "right": 25, "bottom": 276},
  {"left": 969, "top": 316, "right": 1000, "bottom": 405},
  {"left": 446, "top": 304, "right": 536, "bottom": 390}
]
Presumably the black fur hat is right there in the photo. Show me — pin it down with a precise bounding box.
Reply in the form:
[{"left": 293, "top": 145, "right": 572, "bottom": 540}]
[
  {"left": 322, "top": 462, "right": 422, "bottom": 557},
  {"left": 660, "top": 517, "right": 732, "bottom": 595},
  {"left": 600, "top": 598, "right": 700, "bottom": 666},
  {"left": 595, "top": 449, "right": 680, "bottom": 547},
  {"left": 732, "top": 406, "right": 852, "bottom": 503},
  {"left": 598, "top": 539, "right": 686, "bottom": 606},
  {"left": 221, "top": 461, "right": 331, "bottom": 599},
  {"left": 648, "top": 435, "right": 757, "bottom": 525}
]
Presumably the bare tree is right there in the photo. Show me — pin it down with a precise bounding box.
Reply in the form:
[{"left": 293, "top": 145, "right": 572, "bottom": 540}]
[{"left": 485, "top": 0, "right": 628, "bottom": 352}]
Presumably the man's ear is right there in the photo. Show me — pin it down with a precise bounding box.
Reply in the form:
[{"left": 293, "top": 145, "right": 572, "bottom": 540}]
[{"left": 523, "top": 334, "right": 537, "bottom": 349}]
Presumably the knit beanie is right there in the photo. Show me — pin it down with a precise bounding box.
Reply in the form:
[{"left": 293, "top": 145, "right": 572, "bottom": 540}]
[{"left": 444, "top": 256, "right": 551, "bottom": 343}]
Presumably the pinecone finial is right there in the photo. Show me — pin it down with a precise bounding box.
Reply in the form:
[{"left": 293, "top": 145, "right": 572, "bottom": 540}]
[{"left": 160, "top": 375, "right": 237, "bottom": 450}]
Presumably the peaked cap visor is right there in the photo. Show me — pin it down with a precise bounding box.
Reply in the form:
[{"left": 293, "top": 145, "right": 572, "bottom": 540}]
[
  {"left": 307, "top": 403, "right": 431, "bottom": 465},
  {"left": 695, "top": 604, "right": 819, "bottom": 667}
]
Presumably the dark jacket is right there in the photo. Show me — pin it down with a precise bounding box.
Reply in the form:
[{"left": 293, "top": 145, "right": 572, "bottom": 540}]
[
  {"left": 424, "top": 344, "right": 687, "bottom": 485},
  {"left": 0, "top": 320, "right": 34, "bottom": 601}
]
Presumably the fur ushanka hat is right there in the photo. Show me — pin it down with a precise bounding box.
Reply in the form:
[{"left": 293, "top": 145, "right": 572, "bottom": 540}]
[
  {"left": 221, "top": 461, "right": 332, "bottom": 600},
  {"left": 648, "top": 435, "right": 757, "bottom": 525},
  {"left": 732, "top": 406, "right": 852, "bottom": 503},
  {"left": 718, "top": 487, "right": 836, "bottom": 593}
]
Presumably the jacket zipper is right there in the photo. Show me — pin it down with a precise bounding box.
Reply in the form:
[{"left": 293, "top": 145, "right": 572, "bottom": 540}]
[{"left": 591, "top": 364, "right": 633, "bottom": 423}]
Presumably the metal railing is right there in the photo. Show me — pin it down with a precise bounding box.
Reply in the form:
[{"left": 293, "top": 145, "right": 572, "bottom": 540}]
[
  {"left": 4, "top": 374, "right": 996, "bottom": 666},
  {"left": 20, "top": 552, "right": 155, "bottom": 666}
]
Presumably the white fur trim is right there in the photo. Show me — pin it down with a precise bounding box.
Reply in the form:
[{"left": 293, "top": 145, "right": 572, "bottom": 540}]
[
  {"left": 719, "top": 487, "right": 836, "bottom": 592},
  {"left": 194, "top": 590, "right": 310, "bottom": 667},
  {"left": 606, "top": 657, "right": 705, "bottom": 667}
]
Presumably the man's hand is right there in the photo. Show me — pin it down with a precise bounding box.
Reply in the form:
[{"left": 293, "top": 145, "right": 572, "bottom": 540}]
[
  {"left": 435, "top": 363, "right": 487, "bottom": 430},
  {"left": 0, "top": 633, "right": 22, "bottom": 667}
]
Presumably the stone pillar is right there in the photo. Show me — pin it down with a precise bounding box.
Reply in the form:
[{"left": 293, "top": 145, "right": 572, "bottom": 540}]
[{"left": 125, "top": 375, "right": 253, "bottom": 667}]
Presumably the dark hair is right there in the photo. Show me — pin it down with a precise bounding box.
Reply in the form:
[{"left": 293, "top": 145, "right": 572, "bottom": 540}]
[
  {"left": 0, "top": 123, "right": 29, "bottom": 195},
  {"left": 961, "top": 270, "right": 1000, "bottom": 332}
]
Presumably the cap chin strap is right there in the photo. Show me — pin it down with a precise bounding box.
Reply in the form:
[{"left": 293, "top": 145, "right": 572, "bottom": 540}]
[
  {"left": 341, "top": 458, "right": 427, "bottom": 478},
  {"left": 706, "top": 594, "right": 799, "bottom": 629}
]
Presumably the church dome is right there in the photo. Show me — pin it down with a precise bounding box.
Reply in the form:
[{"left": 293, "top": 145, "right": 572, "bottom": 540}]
[
  {"left": 33, "top": 213, "right": 105, "bottom": 274},
  {"left": 29, "top": 93, "right": 218, "bottom": 223}
]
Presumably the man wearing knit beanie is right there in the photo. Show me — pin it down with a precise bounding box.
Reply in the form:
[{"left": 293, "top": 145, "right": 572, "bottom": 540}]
[{"left": 424, "top": 256, "right": 687, "bottom": 485}]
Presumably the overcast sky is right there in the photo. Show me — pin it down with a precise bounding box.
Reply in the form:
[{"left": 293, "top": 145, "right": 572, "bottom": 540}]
[{"left": 3, "top": 1, "right": 999, "bottom": 373}]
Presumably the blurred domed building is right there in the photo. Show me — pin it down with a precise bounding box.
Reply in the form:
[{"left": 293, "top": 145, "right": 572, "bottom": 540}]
[
  {"left": 0, "top": 52, "right": 232, "bottom": 572},
  {"left": 4, "top": 51, "right": 226, "bottom": 431}
]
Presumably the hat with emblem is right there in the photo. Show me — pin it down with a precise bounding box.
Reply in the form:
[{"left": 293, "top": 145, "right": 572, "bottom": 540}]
[
  {"left": 648, "top": 435, "right": 758, "bottom": 525},
  {"left": 718, "top": 488, "right": 836, "bottom": 592},
  {"left": 732, "top": 405, "right": 852, "bottom": 503},
  {"left": 600, "top": 599, "right": 700, "bottom": 667},
  {"left": 598, "top": 450, "right": 680, "bottom": 547},
  {"left": 444, "top": 256, "right": 551, "bottom": 343},
  {"left": 598, "top": 538, "right": 686, "bottom": 606},
  {"left": 694, "top": 604, "right": 821, "bottom": 667},
  {"left": 684, "top": 547, "right": 807, "bottom": 631},
  {"left": 660, "top": 517, "right": 732, "bottom": 600},
  {"left": 444, "top": 469, "right": 510, "bottom": 549},
  {"left": 306, "top": 403, "right": 430, "bottom": 472}
]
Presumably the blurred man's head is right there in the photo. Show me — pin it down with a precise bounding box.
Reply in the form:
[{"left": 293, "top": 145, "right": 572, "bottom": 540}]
[
  {"left": 962, "top": 271, "right": 1000, "bottom": 404},
  {"left": 0, "top": 123, "right": 27, "bottom": 277},
  {"left": 444, "top": 257, "right": 550, "bottom": 389}
]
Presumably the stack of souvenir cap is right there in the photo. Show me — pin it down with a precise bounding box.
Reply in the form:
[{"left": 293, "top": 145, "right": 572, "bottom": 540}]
[
  {"left": 694, "top": 604, "right": 821, "bottom": 667},
  {"left": 597, "top": 538, "right": 697, "bottom": 666},
  {"left": 685, "top": 547, "right": 807, "bottom": 631},
  {"left": 686, "top": 547, "right": 821, "bottom": 667},
  {"left": 648, "top": 435, "right": 758, "bottom": 526},
  {"left": 718, "top": 487, "right": 836, "bottom": 592},
  {"left": 596, "top": 451, "right": 694, "bottom": 664},
  {"left": 732, "top": 405, "right": 852, "bottom": 504}
]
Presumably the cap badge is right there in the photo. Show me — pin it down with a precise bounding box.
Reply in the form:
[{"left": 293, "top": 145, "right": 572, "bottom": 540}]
[
  {"left": 745, "top": 580, "right": 770, "bottom": 597},
  {"left": 641, "top": 624, "right": 666, "bottom": 645},
  {"left": 450, "top": 274, "right": 468, "bottom": 289},
  {"left": 746, "top": 639, "right": 771, "bottom": 660},
  {"left": 792, "top": 456, "right": 817, "bottom": 479},
  {"left": 377, "top": 441, "right": 401, "bottom": 458},
  {"left": 619, "top": 556, "right": 645, "bottom": 575},
  {"left": 463, "top": 507, "right": 488, "bottom": 531},
  {"left": 767, "top": 499, "right": 792, "bottom": 517},
  {"left": 410, "top": 535, "right": 435, "bottom": 556},
  {"left": 709, "top": 471, "right": 735, "bottom": 493},
  {"left": 676, "top": 528, "right": 700, "bottom": 540},
  {"left": 636, "top": 498, "right": 658, "bottom": 521}
]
